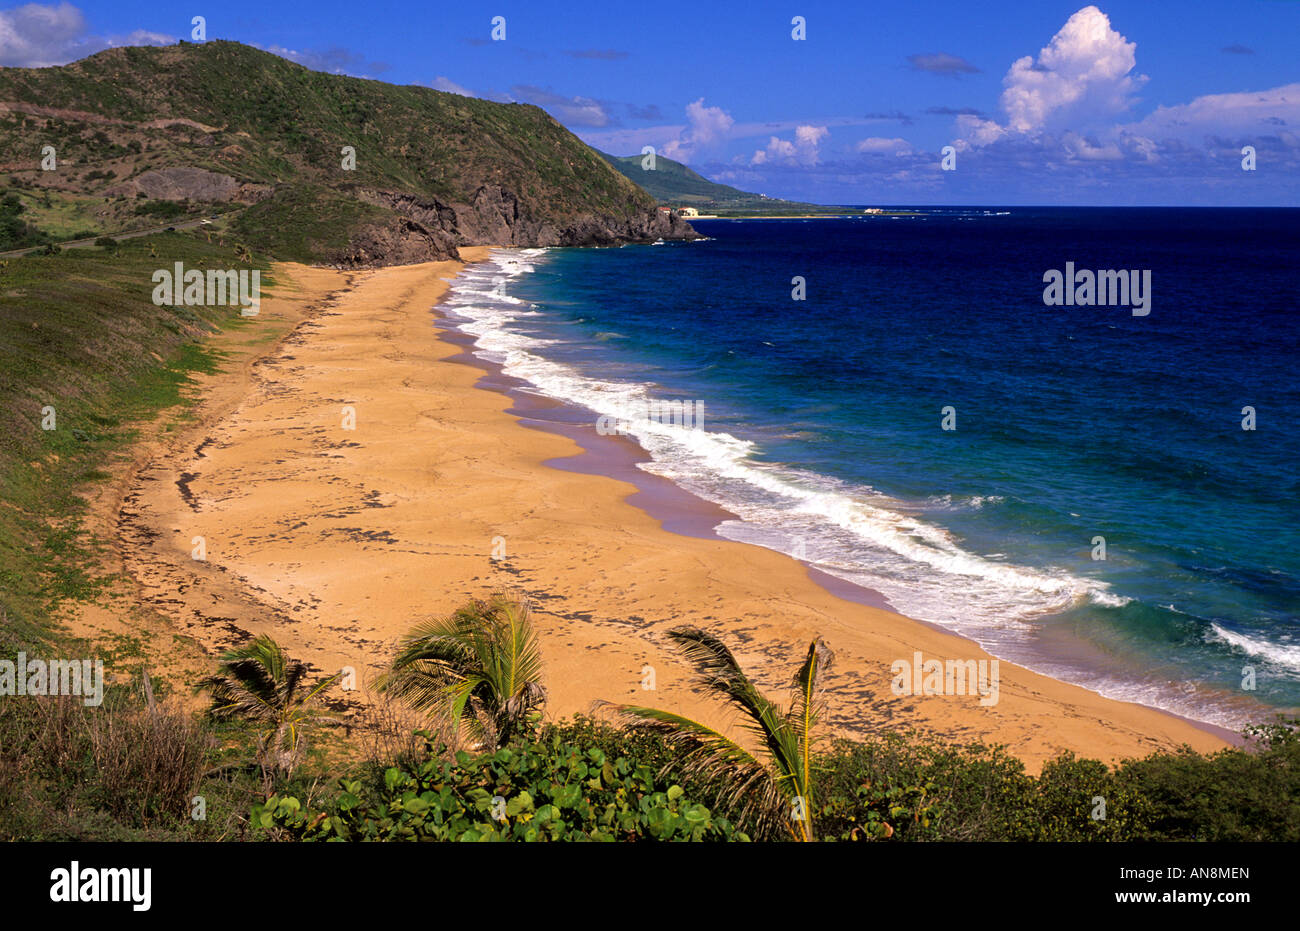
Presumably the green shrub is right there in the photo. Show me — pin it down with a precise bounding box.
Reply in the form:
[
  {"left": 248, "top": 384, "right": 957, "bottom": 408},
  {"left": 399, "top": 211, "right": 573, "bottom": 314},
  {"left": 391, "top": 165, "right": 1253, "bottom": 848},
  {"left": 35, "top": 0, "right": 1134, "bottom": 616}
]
[
  {"left": 1029, "top": 753, "right": 1150, "bottom": 841},
  {"left": 1114, "top": 718, "right": 1300, "bottom": 841},
  {"left": 255, "top": 731, "right": 747, "bottom": 842},
  {"left": 813, "top": 731, "right": 1034, "bottom": 841}
]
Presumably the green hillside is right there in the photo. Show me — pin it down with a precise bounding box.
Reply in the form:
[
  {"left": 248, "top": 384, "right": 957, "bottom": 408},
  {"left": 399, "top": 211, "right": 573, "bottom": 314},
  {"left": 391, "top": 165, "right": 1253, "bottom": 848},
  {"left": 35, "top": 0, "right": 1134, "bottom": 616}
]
[
  {"left": 599, "top": 151, "right": 844, "bottom": 215},
  {"left": 0, "top": 41, "right": 694, "bottom": 263}
]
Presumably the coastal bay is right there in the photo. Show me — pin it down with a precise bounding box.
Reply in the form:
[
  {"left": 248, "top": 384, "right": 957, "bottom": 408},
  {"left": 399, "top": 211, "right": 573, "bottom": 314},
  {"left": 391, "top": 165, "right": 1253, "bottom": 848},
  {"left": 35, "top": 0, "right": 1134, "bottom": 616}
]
[{"left": 76, "top": 252, "right": 1230, "bottom": 771}]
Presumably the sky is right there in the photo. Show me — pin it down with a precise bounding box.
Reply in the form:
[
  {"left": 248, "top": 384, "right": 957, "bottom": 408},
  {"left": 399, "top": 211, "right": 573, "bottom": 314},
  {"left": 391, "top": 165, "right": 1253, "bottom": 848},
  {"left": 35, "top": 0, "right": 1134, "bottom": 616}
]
[{"left": 1, "top": 0, "right": 1297, "bottom": 205}]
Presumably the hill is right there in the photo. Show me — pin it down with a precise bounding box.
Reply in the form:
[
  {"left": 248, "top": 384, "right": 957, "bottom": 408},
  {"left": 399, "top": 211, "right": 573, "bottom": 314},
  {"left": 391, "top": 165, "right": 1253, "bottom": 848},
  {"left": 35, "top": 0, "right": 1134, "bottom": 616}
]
[
  {"left": 0, "top": 41, "right": 695, "bottom": 264},
  {"left": 599, "top": 151, "right": 842, "bottom": 215}
]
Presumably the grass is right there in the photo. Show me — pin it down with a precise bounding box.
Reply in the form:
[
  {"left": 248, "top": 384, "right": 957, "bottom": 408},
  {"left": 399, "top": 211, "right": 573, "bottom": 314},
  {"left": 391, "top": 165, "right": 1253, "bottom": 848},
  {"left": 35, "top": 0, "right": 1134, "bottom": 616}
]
[
  {"left": 231, "top": 184, "right": 387, "bottom": 263},
  {"left": 0, "top": 230, "right": 267, "bottom": 652},
  {"left": 15, "top": 190, "right": 106, "bottom": 239}
]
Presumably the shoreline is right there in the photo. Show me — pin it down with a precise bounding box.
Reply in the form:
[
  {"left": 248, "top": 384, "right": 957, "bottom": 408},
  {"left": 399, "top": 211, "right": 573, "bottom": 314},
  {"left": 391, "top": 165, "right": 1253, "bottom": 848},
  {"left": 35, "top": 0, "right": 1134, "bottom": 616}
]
[
  {"left": 435, "top": 263, "right": 1244, "bottom": 752},
  {"left": 84, "top": 252, "right": 1236, "bottom": 770}
]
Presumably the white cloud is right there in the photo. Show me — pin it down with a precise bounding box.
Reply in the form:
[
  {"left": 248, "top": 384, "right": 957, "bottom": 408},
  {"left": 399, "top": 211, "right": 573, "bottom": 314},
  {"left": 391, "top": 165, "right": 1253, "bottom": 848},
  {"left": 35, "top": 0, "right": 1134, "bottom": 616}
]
[
  {"left": 1061, "top": 131, "right": 1123, "bottom": 160},
  {"left": 431, "top": 76, "right": 477, "bottom": 98},
  {"left": 1001, "top": 5, "right": 1144, "bottom": 134},
  {"left": 944, "top": 4, "right": 1299, "bottom": 175},
  {"left": 663, "top": 97, "right": 735, "bottom": 159},
  {"left": 0, "top": 1, "right": 85, "bottom": 66},
  {"left": 509, "top": 84, "right": 613, "bottom": 127},
  {"left": 0, "top": 2, "right": 170, "bottom": 67},
  {"left": 958, "top": 5, "right": 1145, "bottom": 148},
  {"left": 261, "top": 45, "right": 390, "bottom": 77},
  {"left": 752, "top": 124, "right": 828, "bottom": 165},
  {"left": 954, "top": 113, "right": 1006, "bottom": 150},
  {"left": 1123, "top": 83, "right": 1300, "bottom": 143},
  {"left": 855, "top": 136, "right": 912, "bottom": 155}
]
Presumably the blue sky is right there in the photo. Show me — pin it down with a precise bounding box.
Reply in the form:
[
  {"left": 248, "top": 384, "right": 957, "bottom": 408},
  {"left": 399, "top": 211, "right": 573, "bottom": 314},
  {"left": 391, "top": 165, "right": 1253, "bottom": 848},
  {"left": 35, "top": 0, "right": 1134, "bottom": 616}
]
[{"left": 3, "top": 0, "right": 1297, "bottom": 204}]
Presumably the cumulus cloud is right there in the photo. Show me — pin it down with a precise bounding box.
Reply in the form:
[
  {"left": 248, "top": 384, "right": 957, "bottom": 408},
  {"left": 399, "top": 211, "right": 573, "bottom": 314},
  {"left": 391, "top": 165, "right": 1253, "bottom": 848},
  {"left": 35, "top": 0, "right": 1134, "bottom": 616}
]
[
  {"left": 855, "top": 136, "right": 913, "bottom": 156},
  {"left": 907, "top": 52, "right": 979, "bottom": 76},
  {"left": 751, "top": 125, "right": 828, "bottom": 165},
  {"left": 662, "top": 97, "right": 735, "bottom": 159},
  {"left": 0, "top": 1, "right": 170, "bottom": 67},
  {"left": 950, "top": 4, "right": 1147, "bottom": 153},
  {"left": 999, "top": 5, "right": 1145, "bottom": 135},
  {"left": 702, "top": 9, "right": 1297, "bottom": 204},
  {"left": 946, "top": 4, "right": 1297, "bottom": 173}
]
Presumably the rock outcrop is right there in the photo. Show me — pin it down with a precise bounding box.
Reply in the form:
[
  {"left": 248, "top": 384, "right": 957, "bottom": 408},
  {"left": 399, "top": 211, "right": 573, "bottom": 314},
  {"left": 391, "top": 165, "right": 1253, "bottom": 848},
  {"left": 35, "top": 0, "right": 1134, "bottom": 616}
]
[
  {"left": 340, "top": 186, "right": 697, "bottom": 267},
  {"left": 107, "top": 167, "right": 272, "bottom": 204}
]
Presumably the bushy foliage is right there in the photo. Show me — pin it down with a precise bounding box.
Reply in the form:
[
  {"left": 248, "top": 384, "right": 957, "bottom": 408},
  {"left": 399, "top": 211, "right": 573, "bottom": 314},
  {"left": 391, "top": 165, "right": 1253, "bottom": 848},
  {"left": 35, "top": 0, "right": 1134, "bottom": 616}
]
[
  {"left": 254, "top": 730, "right": 747, "bottom": 842},
  {"left": 0, "top": 688, "right": 216, "bottom": 840},
  {"left": 813, "top": 732, "right": 1034, "bottom": 841},
  {"left": 809, "top": 720, "right": 1300, "bottom": 842},
  {"left": 1113, "top": 718, "right": 1300, "bottom": 841},
  {"left": 0, "top": 191, "right": 49, "bottom": 250}
]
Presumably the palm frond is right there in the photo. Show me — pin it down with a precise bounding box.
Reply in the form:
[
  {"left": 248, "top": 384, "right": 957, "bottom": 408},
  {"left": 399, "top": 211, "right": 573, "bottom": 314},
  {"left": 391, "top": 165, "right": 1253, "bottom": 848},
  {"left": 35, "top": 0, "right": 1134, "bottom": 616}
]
[
  {"left": 195, "top": 634, "right": 340, "bottom": 782},
  {"left": 379, "top": 593, "right": 546, "bottom": 747},
  {"left": 611, "top": 627, "right": 835, "bottom": 840},
  {"left": 786, "top": 638, "right": 834, "bottom": 803},
  {"left": 606, "top": 701, "right": 788, "bottom": 836}
]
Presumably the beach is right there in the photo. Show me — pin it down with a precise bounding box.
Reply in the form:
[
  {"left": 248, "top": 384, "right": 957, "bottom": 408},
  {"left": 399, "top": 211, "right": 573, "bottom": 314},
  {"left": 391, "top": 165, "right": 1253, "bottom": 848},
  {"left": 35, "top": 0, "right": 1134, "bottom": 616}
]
[{"left": 70, "top": 251, "right": 1231, "bottom": 771}]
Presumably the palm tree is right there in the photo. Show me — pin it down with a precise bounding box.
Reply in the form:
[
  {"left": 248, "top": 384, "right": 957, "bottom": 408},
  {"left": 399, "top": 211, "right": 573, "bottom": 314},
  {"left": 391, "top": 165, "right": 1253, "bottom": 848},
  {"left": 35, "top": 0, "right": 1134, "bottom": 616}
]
[
  {"left": 377, "top": 594, "right": 546, "bottom": 749},
  {"left": 196, "top": 635, "right": 340, "bottom": 790},
  {"left": 605, "top": 627, "right": 833, "bottom": 841}
]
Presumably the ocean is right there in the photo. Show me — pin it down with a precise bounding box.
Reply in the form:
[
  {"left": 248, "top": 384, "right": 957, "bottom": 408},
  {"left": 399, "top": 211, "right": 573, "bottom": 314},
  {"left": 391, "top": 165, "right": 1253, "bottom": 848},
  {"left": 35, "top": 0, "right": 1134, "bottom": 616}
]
[{"left": 440, "top": 208, "right": 1300, "bottom": 732}]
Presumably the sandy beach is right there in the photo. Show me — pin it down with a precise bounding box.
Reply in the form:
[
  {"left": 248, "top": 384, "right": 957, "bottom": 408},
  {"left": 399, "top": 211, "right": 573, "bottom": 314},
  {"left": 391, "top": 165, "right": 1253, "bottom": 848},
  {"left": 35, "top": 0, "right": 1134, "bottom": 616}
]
[{"left": 69, "top": 251, "right": 1231, "bottom": 771}]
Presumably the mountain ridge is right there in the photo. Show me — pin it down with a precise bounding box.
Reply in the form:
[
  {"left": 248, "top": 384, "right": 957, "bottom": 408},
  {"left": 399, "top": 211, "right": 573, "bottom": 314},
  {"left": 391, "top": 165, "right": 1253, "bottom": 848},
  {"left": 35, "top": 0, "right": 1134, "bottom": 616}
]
[
  {"left": 0, "top": 41, "right": 696, "bottom": 263},
  {"left": 598, "top": 150, "right": 843, "bottom": 215}
]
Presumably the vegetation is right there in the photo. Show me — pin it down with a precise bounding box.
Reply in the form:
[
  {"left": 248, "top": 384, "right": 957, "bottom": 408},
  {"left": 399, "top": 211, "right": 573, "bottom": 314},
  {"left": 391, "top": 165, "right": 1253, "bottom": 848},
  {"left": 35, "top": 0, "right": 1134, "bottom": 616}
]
[
  {"left": 378, "top": 594, "right": 546, "bottom": 750},
  {"left": 3, "top": 618, "right": 1299, "bottom": 840},
  {"left": 0, "top": 45, "right": 1295, "bottom": 844},
  {"left": 0, "top": 41, "right": 666, "bottom": 262},
  {"left": 0, "top": 190, "right": 51, "bottom": 251},
  {"left": 256, "top": 729, "right": 744, "bottom": 842},
  {"left": 599, "top": 150, "right": 844, "bottom": 215},
  {"left": 0, "top": 232, "right": 265, "bottom": 652},
  {"left": 607, "top": 627, "right": 832, "bottom": 841},
  {"left": 197, "top": 635, "right": 342, "bottom": 790}
]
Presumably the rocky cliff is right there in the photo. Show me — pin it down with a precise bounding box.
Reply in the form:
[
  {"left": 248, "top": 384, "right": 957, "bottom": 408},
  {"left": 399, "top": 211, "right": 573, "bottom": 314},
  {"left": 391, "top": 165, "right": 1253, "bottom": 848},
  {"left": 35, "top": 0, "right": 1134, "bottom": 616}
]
[{"left": 342, "top": 187, "right": 696, "bottom": 266}]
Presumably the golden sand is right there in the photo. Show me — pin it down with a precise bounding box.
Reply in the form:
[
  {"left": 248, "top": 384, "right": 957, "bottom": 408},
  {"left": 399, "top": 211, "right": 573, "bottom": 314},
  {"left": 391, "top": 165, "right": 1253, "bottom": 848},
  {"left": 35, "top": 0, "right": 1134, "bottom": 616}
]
[{"left": 69, "top": 252, "right": 1227, "bottom": 770}]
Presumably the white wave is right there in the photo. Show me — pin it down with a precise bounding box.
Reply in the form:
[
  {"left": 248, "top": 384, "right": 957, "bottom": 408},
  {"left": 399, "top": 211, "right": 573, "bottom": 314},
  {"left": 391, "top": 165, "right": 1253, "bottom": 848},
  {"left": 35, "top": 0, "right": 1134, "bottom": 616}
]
[
  {"left": 442, "top": 248, "right": 1134, "bottom": 639},
  {"left": 1208, "top": 623, "right": 1300, "bottom": 675}
]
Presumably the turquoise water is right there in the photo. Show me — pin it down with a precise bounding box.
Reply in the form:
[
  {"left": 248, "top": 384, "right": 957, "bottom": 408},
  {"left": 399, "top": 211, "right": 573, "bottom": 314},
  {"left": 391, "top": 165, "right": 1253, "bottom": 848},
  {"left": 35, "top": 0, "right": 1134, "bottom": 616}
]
[{"left": 441, "top": 208, "right": 1300, "bottom": 730}]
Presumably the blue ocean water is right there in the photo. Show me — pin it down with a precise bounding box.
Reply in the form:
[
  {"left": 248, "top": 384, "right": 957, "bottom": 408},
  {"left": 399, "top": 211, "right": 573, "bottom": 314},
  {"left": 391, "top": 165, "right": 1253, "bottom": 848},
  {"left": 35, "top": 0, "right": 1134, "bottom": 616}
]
[{"left": 441, "top": 208, "right": 1300, "bottom": 730}]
